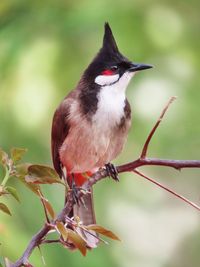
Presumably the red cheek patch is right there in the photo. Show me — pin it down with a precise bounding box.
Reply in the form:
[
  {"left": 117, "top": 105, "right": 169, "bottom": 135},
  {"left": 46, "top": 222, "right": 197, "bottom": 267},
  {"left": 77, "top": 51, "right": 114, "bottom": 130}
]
[{"left": 101, "top": 69, "right": 114, "bottom": 76}]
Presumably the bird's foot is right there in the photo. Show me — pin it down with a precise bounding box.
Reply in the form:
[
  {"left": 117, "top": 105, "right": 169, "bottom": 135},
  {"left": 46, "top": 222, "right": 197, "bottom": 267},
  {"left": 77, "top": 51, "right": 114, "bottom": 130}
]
[
  {"left": 71, "top": 179, "right": 80, "bottom": 205},
  {"left": 105, "top": 163, "right": 119, "bottom": 181},
  {"left": 70, "top": 177, "right": 89, "bottom": 207}
]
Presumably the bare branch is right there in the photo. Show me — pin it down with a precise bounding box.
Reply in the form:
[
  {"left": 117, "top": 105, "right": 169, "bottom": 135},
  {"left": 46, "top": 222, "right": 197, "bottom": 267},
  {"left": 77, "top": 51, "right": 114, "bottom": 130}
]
[
  {"left": 117, "top": 158, "right": 200, "bottom": 173},
  {"left": 134, "top": 169, "right": 200, "bottom": 212},
  {"left": 141, "top": 96, "right": 177, "bottom": 158},
  {"left": 12, "top": 156, "right": 200, "bottom": 266},
  {"left": 11, "top": 225, "right": 52, "bottom": 267}
]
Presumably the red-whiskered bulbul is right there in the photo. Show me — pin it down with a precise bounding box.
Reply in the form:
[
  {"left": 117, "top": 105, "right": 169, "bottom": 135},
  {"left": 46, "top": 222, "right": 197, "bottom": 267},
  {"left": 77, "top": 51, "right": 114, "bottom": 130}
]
[{"left": 51, "top": 23, "right": 152, "bottom": 247}]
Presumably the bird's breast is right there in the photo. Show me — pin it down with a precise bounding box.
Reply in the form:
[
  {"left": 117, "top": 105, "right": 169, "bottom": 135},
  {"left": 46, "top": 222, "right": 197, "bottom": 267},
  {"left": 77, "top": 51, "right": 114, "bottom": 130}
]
[
  {"left": 92, "top": 83, "right": 127, "bottom": 129},
  {"left": 59, "top": 89, "right": 131, "bottom": 173}
]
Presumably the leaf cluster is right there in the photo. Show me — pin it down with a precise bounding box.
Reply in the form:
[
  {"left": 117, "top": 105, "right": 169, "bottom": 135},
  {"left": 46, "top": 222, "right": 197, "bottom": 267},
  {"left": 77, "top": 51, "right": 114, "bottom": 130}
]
[
  {"left": 55, "top": 220, "right": 120, "bottom": 256},
  {"left": 0, "top": 147, "right": 63, "bottom": 216},
  {"left": 0, "top": 147, "right": 27, "bottom": 215}
]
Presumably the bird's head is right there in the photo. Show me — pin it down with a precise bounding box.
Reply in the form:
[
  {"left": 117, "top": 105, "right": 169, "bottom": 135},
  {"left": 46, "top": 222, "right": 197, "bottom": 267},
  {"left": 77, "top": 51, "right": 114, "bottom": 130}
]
[{"left": 83, "top": 23, "right": 152, "bottom": 88}]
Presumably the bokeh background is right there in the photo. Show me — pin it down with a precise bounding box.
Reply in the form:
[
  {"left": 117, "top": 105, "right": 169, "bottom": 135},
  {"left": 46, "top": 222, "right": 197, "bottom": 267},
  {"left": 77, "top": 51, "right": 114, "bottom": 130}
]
[{"left": 0, "top": 0, "right": 200, "bottom": 266}]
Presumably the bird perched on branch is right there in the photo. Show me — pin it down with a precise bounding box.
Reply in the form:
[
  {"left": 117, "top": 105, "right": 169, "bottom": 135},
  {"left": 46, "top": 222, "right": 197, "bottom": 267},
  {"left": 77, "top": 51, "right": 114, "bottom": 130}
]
[{"left": 51, "top": 22, "right": 152, "bottom": 247}]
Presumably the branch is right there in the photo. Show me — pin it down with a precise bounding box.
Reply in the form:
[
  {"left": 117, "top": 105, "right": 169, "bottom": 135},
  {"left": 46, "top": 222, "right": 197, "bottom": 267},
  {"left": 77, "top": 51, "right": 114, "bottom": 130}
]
[
  {"left": 11, "top": 225, "right": 52, "bottom": 267},
  {"left": 117, "top": 158, "right": 200, "bottom": 173},
  {"left": 134, "top": 169, "right": 200, "bottom": 212},
  {"left": 11, "top": 158, "right": 200, "bottom": 267},
  {"left": 141, "top": 96, "right": 177, "bottom": 158},
  {"left": 11, "top": 97, "right": 200, "bottom": 267}
]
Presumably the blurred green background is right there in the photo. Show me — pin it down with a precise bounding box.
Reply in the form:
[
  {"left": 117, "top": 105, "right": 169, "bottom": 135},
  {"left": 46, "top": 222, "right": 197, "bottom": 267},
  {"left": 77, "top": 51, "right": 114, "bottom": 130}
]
[{"left": 0, "top": 0, "right": 200, "bottom": 266}]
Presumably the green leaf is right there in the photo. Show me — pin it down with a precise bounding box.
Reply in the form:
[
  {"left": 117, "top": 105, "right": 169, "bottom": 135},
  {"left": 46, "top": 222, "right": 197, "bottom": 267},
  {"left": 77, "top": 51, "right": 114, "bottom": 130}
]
[
  {"left": 0, "top": 148, "right": 8, "bottom": 166},
  {"left": 86, "top": 224, "right": 121, "bottom": 241},
  {"left": 25, "top": 165, "right": 62, "bottom": 185},
  {"left": 15, "top": 164, "right": 40, "bottom": 196},
  {"left": 15, "top": 164, "right": 39, "bottom": 194},
  {"left": 67, "top": 229, "right": 87, "bottom": 256},
  {"left": 56, "top": 221, "right": 68, "bottom": 241},
  {"left": 5, "top": 186, "right": 20, "bottom": 202},
  {"left": 15, "top": 163, "right": 30, "bottom": 177},
  {"left": 10, "top": 147, "right": 27, "bottom": 163},
  {"left": 18, "top": 175, "right": 40, "bottom": 196},
  {"left": 0, "top": 203, "right": 11, "bottom": 216}
]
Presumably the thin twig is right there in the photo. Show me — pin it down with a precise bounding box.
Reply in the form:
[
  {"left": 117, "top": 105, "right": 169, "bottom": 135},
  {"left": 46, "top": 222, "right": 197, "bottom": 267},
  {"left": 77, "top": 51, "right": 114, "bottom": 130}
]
[
  {"left": 11, "top": 225, "right": 52, "bottom": 267},
  {"left": 37, "top": 245, "right": 45, "bottom": 266},
  {"left": 134, "top": 169, "right": 200, "bottom": 212},
  {"left": 140, "top": 96, "right": 177, "bottom": 158}
]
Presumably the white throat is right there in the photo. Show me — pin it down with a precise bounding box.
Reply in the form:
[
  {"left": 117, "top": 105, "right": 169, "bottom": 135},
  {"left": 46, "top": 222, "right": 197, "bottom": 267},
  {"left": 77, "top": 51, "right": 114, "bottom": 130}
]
[
  {"left": 95, "top": 73, "right": 119, "bottom": 86},
  {"left": 93, "top": 72, "right": 134, "bottom": 126}
]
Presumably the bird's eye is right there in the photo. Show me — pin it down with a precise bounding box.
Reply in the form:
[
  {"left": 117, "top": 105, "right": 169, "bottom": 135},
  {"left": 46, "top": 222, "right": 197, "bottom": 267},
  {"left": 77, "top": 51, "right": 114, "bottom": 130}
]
[
  {"left": 110, "top": 65, "right": 118, "bottom": 71},
  {"left": 101, "top": 66, "right": 118, "bottom": 76}
]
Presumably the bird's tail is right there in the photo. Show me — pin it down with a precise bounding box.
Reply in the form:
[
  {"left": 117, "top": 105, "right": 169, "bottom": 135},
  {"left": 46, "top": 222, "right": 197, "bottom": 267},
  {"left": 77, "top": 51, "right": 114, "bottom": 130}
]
[{"left": 68, "top": 172, "right": 99, "bottom": 248}]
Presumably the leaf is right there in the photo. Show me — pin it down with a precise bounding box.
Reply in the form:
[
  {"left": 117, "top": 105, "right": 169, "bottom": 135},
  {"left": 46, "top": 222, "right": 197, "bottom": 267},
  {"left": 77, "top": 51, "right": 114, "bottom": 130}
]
[
  {"left": 10, "top": 148, "right": 26, "bottom": 164},
  {"left": 25, "top": 165, "right": 62, "bottom": 185},
  {"left": 56, "top": 221, "right": 88, "bottom": 255},
  {"left": 10, "top": 147, "right": 27, "bottom": 163},
  {"left": 86, "top": 224, "right": 120, "bottom": 241},
  {"left": 0, "top": 203, "right": 11, "bottom": 216},
  {"left": 67, "top": 228, "right": 87, "bottom": 256},
  {"left": 21, "top": 178, "right": 40, "bottom": 196},
  {"left": 15, "top": 163, "right": 30, "bottom": 177},
  {"left": 5, "top": 186, "right": 20, "bottom": 202},
  {"left": 43, "top": 198, "right": 56, "bottom": 219},
  {"left": 56, "top": 221, "right": 68, "bottom": 241},
  {"left": 15, "top": 164, "right": 40, "bottom": 196},
  {"left": 0, "top": 148, "right": 8, "bottom": 166},
  {"left": 37, "top": 189, "right": 56, "bottom": 219}
]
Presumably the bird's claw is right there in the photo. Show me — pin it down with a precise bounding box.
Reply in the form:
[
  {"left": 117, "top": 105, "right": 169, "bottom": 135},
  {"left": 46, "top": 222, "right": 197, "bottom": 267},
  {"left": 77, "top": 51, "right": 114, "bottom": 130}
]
[
  {"left": 105, "top": 163, "right": 119, "bottom": 181},
  {"left": 71, "top": 180, "right": 80, "bottom": 205},
  {"left": 71, "top": 180, "right": 89, "bottom": 207}
]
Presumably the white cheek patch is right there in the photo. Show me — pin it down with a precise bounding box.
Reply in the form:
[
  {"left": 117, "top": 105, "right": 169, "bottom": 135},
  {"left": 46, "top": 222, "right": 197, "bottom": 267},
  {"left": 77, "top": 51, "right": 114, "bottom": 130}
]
[{"left": 95, "top": 74, "right": 119, "bottom": 86}]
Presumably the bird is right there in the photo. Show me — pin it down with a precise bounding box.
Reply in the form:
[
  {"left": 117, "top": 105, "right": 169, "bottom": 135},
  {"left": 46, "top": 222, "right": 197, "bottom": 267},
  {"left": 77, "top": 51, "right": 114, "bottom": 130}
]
[{"left": 51, "top": 22, "right": 152, "bottom": 247}]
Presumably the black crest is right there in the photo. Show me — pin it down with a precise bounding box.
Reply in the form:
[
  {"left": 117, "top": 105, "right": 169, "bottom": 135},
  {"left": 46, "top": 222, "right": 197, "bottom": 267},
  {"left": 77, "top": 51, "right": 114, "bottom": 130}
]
[
  {"left": 83, "top": 22, "right": 128, "bottom": 80},
  {"left": 102, "top": 22, "right": 119, "bottom": 55}
]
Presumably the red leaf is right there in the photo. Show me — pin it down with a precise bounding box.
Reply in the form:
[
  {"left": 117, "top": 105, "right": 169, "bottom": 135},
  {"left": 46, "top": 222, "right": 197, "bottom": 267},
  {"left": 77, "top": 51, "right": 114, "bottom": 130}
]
[
  {"left": 86, "top": 224, "right": 120, "bottom": 241},
  {"left": 67, "top": 229, "right": 87, "bottom": 256},
  {"left": 56, "top": 221, "right": 68, "bottom": 241}
]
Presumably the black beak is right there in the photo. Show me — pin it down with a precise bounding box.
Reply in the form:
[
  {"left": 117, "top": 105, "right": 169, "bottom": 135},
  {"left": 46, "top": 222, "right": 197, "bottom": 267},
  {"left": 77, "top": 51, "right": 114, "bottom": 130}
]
[{"left": 128, "top": 63, "right": 153, "bottom": 72}]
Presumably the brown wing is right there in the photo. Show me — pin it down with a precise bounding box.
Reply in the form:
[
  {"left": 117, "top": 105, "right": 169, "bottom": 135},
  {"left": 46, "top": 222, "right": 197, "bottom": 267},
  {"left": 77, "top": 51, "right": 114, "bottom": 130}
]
[{"left": 51, "top": 100, "right": 70, "bottom": 178}]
